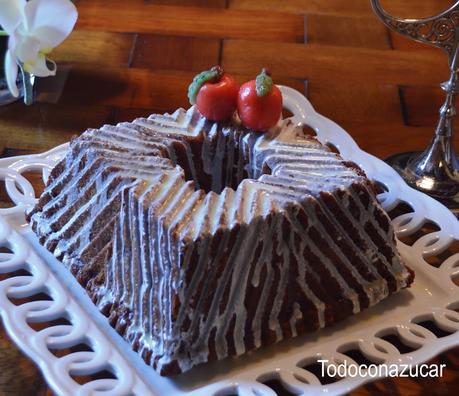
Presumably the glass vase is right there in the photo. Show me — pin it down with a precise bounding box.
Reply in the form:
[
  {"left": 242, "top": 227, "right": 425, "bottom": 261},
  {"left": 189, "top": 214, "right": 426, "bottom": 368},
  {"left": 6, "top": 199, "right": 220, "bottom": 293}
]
[{"left": 0, "top": 33, "right": 21, "bottom": 106}]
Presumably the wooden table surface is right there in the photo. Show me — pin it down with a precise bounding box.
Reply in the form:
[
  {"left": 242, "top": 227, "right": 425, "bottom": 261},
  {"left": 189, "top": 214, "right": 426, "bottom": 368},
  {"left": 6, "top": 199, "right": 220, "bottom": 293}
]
[{"left": 1, "top": 0, "right": 459, "bottom": 394}]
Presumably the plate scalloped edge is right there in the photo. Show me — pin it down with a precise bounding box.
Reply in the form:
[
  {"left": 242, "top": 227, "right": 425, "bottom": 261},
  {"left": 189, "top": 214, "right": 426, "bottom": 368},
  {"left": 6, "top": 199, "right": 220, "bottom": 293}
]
[{"left": 0, "top": 86, "right": 458, "bottom": 396}]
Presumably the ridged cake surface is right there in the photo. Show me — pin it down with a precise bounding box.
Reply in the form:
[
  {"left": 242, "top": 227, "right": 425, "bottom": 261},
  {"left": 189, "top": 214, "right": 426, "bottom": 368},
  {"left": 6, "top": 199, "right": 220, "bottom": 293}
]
[{"left": 29, "top": 107, "right": 414, "bottom": 375}]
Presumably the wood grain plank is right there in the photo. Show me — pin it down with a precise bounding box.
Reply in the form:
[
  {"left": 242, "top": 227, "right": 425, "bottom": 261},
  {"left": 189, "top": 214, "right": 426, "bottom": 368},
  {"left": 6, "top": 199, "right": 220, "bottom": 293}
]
[
  {"left": 374, "top": 0, "right": 455, "bottom": 19},
  {"left": 341, "top": 124, "right": 459, "bottom": 160},
  {"left": 0, "top": 322, "right": 47, "bottom": 396},
  {"left": 0, "top": 102, "right": 114, "bottom": 153},
  {"left": 0, "top": 147, "right": 37, "bottom": 158},
  {"left": 400, "top": 86, "right": 458, "bottom": 127},
  {"left": 153, "top": 0, "right": 227, "bottom": 7},
  {"left": 76, "top": 2, "right": 304, "bottom": 43},
  {"left": 230, "top": 0, "right": 371, "bottom": 16},
  {"left": 52, "top": 30, "right": 134, "bottom": 67},
  {"left": 78, "top": 0, "right": 228, "bottom": 7},
  {"left": 229, "top": 0, "right": 455, "bottom": 18},
  {"left": 53, "top": 67, "right": 191, "bottom": 110},
  {"left": 37, "top": 65, "right": 306, "bottom": 111},
  {"left": 113, "top": 107, "right": 161, "bottom": 124},
  {"left": 222, "top": 40, "right": 448, "bottom": 86},
  {"left": 390, "top": 30, "right": 446, "bottom": 55},
  {"left": 306, "top": 14, "right": 390, "bottom": 49},
  {"left": 130, "top": 34, "right": 221, "bottom": 71},
  {"left": 308, "top": 81, "right": 403, "bottom": 125}
]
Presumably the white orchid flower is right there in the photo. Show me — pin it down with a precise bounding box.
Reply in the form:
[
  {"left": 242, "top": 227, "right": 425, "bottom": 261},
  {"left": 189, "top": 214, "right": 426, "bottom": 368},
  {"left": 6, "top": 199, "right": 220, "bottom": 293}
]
[{"left": 0, "top": 0, "right": 78, "bottom": 98}]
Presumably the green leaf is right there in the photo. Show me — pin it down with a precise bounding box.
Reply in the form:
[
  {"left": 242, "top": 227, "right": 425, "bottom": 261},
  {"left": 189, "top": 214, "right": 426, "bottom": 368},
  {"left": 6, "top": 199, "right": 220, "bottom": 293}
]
[
  {"left": 255, "top": 69, "right": 273, "bottom": 97},
  {"left": 188, "top": 66, "right": 222, "bottom": 105}
]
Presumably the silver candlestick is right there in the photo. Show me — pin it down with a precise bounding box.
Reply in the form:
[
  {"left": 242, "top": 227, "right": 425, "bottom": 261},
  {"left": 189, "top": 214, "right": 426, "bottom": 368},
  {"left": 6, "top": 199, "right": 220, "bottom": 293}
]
[{"left": 371, "top": 0, "right": 459, "bottom": 214}]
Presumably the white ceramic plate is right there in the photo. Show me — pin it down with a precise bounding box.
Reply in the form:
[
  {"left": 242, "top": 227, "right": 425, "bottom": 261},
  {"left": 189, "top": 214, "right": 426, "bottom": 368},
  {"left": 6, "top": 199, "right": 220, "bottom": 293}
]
[{"left": 1, "top": 87, "right": 459, "bottom": 396}]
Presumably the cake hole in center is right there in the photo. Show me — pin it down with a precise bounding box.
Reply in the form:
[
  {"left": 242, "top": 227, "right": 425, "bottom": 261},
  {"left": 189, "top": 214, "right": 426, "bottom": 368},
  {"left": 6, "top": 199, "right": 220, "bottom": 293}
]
[{"left": 175, "top": 127, "right": 268, "bottom": 194}]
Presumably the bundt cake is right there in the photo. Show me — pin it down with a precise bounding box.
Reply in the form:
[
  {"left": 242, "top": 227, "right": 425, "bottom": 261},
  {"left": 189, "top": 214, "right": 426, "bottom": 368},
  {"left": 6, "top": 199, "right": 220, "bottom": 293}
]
[{"left": 28, "top": 106, "right": 414, "bottom": 375}]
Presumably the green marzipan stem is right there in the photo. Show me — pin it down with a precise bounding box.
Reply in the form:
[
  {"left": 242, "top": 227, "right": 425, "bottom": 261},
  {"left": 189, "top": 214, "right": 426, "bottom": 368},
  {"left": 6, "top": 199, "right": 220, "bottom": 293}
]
[
  {"left": 255, "top": 68, "right": 273, "bottom": 97},
  {"left": 188, "top": 65, "right": 223, "bottom": 105}
]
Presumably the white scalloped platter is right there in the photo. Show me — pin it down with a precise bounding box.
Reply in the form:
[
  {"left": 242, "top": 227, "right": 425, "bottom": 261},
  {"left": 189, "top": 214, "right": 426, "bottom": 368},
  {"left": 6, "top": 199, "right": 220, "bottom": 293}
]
[{"left": 1, "top": 87, "right": 459, "bottom": 396}]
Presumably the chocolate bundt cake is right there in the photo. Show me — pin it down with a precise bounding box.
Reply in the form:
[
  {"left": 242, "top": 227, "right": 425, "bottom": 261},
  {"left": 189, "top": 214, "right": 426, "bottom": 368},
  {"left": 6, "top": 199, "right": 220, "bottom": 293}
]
[{"left": 28, "top": 107, "right": 414, "bottom": 375}]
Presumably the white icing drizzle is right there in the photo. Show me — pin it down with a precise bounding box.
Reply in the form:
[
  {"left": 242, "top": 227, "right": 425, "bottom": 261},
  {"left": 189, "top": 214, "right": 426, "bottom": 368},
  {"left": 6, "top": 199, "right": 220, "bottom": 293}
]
[{"left": 29, "top": 106, "right": 413, "bottom": 375}]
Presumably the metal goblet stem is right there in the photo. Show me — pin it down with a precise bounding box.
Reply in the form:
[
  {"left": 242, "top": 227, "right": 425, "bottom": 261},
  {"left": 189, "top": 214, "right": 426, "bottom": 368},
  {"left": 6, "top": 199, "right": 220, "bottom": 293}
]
[{"left": 370, "top": 0, "right": 459, "bottom": 213}]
